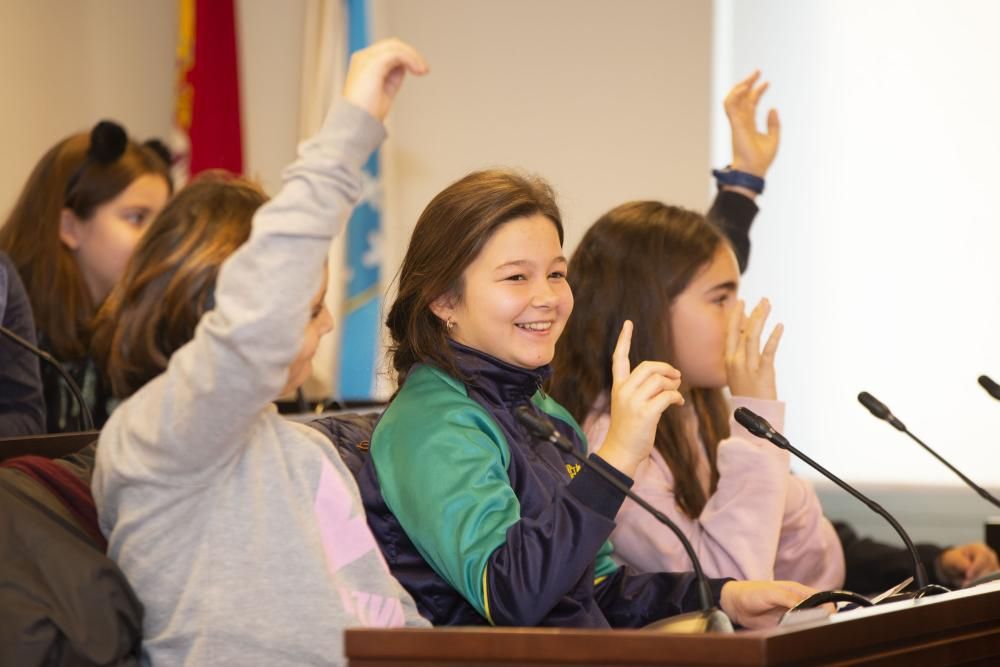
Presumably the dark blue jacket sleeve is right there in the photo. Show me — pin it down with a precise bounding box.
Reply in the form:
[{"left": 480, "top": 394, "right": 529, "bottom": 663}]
[
  {"left": 484, "top": 454, "right": 633, "bottom": 626},
  {"left": 707, "top": 190, "right": 758, "bottom": 274},
  {"left": 0, "top": 252, "right": 46, "bottom": 436},
  {"left": 594, "top": 565, "right": 732, "bottom": 628}
]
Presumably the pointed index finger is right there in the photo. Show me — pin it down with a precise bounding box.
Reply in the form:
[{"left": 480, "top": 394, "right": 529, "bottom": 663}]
[{"left": 612, "top": 320, "right": 633, "bottom": 385}]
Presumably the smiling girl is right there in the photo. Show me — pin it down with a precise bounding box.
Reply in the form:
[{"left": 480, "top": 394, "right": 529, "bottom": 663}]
[{"left": 357, "top": 169, "right": 816, "bottom": 629}]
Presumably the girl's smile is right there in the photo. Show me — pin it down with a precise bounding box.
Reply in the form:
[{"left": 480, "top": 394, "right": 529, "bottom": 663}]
[{"left": 433, "top": 213, "right": 572, "bottom": 369}]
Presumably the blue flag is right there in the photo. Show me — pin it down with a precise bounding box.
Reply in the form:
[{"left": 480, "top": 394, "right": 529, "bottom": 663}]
[{"left": 338, "top": 0, "right": 381, "bottom": 400}]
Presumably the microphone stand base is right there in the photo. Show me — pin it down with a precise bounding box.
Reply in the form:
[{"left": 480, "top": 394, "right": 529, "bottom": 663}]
[{"left": 643, "top": 608, "right": 734, "bottom": 634}]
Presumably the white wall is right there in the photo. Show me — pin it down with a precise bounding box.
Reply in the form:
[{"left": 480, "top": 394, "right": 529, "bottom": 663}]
[
  {"left": 714, "top": 0, "right": 1000, "bottom": 487},
  {"left": 374, "top": 0, "right": 715, "bottom": 282},
  {"left": 0, "top": 1, "right": 176, "bottom": 214},
  {"left": 236, "top": 0, "right": 307, "bottom": 195}
]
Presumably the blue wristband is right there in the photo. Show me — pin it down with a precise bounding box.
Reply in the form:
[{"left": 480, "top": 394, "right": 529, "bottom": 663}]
[{"left": 712, "top": 167, "right": 765, "bottom": 195}]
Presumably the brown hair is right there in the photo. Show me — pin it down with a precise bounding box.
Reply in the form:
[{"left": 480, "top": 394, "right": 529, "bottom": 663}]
[
  {"left": 0, "top": 130, "right": 171, "bottom": 361},
  {"left": 386, "top": 169, "right": 563, "bottom": 386},
  {"left": 549, "top": 201, "right": 732, "bottom": 518},
  {"left": 92, "top": 172, "right": 266, "bottom": 398}
]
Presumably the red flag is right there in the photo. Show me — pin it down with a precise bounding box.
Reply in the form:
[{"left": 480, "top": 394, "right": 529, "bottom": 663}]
[{"left": 174, "top": 0, "right": 243, "bottom": 180}]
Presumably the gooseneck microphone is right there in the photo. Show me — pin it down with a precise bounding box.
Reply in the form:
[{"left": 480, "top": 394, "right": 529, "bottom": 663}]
[
  {"left": 857, "top": 391, "right": 1000, "bottom": 510},
  {"left": 733, "top": 406, "right": 947, "bottom": 596},
  {"left": 857, "top": 391, "right": 905, "bottom": 431},
  {"left": 514, "top": 405, "right": 733, "bottom": 633},
  {"left": 978, "top": 375, "right": 1000, "bottom": 401},
  {"left": 0, "top": 324, "right": 94, "bottom": 431}
]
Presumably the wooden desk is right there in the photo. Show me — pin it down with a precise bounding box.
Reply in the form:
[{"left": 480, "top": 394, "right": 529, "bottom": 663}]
[
  {"left": 346, "top": 585, "right": 1000, "bottom": 666},
  {"left": 0, "top": 431, "right": 97, "bottom": 461}
]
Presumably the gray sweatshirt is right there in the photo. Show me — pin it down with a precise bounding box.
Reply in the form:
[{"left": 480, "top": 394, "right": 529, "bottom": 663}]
[{"left": 93, "top": 102, "right": 428, "bottom": 667}]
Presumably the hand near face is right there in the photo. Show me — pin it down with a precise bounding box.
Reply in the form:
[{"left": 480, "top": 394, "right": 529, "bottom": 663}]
[
  {"left": 936, "top": 542, "right": 1000, "bottom": 587},
  {"left": 343, "top": 38, "right": 429, "bottom": 121},
  {"left": 725, "top": 298, "right": 783, "bottom": 401},
  {"left": 595, "top": 320, "right": 684, "bottom": 478},
  {"left": 724, "top": 70, "right": 780, "bottom": 179}
]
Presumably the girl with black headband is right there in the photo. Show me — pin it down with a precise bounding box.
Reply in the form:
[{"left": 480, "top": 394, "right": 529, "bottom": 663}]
[{"left": 0, "top": 121, "right": 172, "bottom": 431}]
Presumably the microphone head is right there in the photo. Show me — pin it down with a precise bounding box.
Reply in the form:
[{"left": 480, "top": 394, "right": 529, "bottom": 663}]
[
  {"left": 733, "top": 407, "right": 776, "bottom": 440},
  {"left": 734, "top": 407, "right": 791, "bottom": 449},
  {"left": 978, "top": 375, "right": 1000, "bottom": 401},
  {"left": 514, "top": 405, "right": 553, "bottom": 439},
  {"left": 857, "top": 391, "right": 891, "bottom": 420},
  {"left": 857, "top": 391, "right": 906, "bottom": 431}
]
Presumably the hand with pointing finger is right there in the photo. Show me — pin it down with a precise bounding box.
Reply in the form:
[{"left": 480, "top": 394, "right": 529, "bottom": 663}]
[{"left": 594, "top": 320, "right": 684, "bottom": 478}]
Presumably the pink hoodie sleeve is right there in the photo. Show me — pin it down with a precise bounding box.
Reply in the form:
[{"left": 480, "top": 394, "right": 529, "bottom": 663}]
[
  {"left": 585, "top": 397, "right": 842, "bottom": 588},
  {"left": 774, "top": 474, "right": 846, "bottom": 589}
]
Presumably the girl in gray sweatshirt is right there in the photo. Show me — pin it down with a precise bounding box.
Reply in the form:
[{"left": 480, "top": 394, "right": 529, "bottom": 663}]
[{"left": 92, "top": 40, "right": 430, "bottom": 666}]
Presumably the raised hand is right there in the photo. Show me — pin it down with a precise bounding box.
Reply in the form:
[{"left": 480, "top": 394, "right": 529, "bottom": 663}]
[
  {"left": 724, "top": 70, "right": 780, "bottom": 179},
  {"left": 343, "top": 38, "right": 429, "bottom": 121},
  {"left": 595, "top": 321, "right": 684, "bottom": 478},
  {"left": 725, "top": 298, "right": 783, "bottom": 401},
  {"left": 720, "top": 580, "right": 819, "bottom": 629}
]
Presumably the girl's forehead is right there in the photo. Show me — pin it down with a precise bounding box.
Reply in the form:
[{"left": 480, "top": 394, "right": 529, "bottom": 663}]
[
  {"left": 477, "top": 214, "right": 563, "bottom": 263},
  {"left": 689, "top": 244, "right": 740, "bottom": 290}
]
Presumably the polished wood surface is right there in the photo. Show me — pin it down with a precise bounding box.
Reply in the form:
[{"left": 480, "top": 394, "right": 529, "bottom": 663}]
[
  {"left": 346, "top": 585, "right": 1000, "bottom": 666},
  {"left": 0, "top": 431, "right": 97, "bottom": 461}
]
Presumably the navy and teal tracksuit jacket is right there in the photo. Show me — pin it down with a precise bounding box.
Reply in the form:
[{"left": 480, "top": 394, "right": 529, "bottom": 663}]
[{"left": 356, "top": 342, "right": 730, "bottom": 627}]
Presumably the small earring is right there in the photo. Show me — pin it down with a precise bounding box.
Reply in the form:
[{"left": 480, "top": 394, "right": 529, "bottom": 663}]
[{"left": 446, "top": 318, "right": 456, "bottom": 332}]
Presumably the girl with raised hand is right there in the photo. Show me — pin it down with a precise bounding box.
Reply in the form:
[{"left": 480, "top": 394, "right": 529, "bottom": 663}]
[
  {"left": 549, "top": 203, "right": 845, "bottom": 590},
  {"left": 0, "top": 123, "right": 172, "bottom": 431},
  {"left": 357, "top": 169, "right": 815, "bottom": 630},
  {"left": 91, "top": 39, "right": 430, "bottom": 666}
]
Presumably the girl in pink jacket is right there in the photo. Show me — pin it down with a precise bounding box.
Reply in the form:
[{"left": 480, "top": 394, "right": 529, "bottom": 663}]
[{"left": 549, "top": 201, "right": 845, "bottom": 590}]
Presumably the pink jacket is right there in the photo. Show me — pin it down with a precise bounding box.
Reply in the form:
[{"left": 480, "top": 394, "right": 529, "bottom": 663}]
[{"left": 584, "top": 396, "right": 844, "bottom": 589}]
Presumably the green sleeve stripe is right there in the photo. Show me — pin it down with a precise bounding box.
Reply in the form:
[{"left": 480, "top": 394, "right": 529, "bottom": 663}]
[{"left": 594, "top": 539, "right": 620, "bottom": 579}]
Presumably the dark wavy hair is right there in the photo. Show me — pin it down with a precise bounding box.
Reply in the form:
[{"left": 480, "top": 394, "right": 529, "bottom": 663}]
[
  {"left": 386, "top": 169, "right": 563, "bottom": 387},
  {"left": 549, "top": 201, "right": 732, "bottom": 518},
  {"left": 92, "top": 172, "right": 266, "bottom": 398}
]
